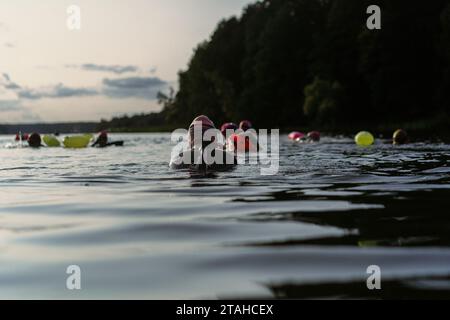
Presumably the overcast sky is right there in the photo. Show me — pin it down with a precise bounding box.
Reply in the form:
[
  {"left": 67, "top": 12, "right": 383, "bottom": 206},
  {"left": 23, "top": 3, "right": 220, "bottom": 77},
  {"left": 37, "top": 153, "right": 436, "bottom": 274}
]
[{"left": 0, "top": 0, "right": 253, "bottom": 123}]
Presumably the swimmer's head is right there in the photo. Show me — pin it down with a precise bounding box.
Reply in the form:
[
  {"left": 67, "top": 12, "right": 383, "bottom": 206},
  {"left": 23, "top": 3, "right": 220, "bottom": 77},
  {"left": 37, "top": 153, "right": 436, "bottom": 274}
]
[
  {"left": 15, "top": 133, "right": 29, "bottom": 141},
  {"left": 307, "top": 131, "right": 321, "bottom": 142},
  {"left": 220, "top": 122, "right": 238, "bottom": 137},
  {"left": 188, "top": 115, "right": 216, "bottom": 148},
  {"left": 239, "top": 120, "right": 252, "bottom": 132},
  {"left": 96, "top": 130, "right": 108, "bottom": 147},
  {"left": 28, "top": 133, "right": 42, "bottom": 148},
  {"left": 393, "top": 129, "right": 408, "bottom": 145},
  {"left": 288, "top": 131, "right": 304, "bottom": 141}
]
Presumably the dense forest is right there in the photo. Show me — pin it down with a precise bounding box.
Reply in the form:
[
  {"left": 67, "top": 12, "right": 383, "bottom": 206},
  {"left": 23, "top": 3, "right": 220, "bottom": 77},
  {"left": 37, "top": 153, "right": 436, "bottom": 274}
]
[{"left": 100, "top": 0, "right": 450, "bottom": 133}]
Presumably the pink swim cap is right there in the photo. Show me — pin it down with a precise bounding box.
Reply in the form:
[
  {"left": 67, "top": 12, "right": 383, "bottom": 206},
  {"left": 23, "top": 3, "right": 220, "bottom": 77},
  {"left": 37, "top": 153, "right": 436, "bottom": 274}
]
[
  {"left": 190, "top": 115, "right": 215, "bottom": 130},
  {"left": 288, "top": 131, "right": 305, "bottom": 140},
  {"left": 188, "top": 115, "right": 216, "bottom": 147}
]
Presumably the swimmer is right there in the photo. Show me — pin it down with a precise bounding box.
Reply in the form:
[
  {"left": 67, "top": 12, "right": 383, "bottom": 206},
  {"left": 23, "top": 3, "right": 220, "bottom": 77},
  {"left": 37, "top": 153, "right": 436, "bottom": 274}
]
[
  {"left": 216, "top": 120, "right": 259, "bottom": 152},
  {"left": 227, "top": 131, "right": 259, "bottom": 153},
  {"left": 91, "top": 131, "right": 124, "bottom": 148},
  {"left": 288, "top": 131, "right": 305, "bottom": 141},
  {"left": 92, "top": 131, "right": 108, "bottom": 148},
  {"left": 170, "top": 115, "right": 236, "bottom": 170},
  {"left": 15, "top": 132, "right": 29, "bottom": 142},
  {"left": 239, "top": 120, "right": 253, "bottom": 132},
  {"left": 220, "top": 122, "right": 238, "bottom": 137},
  {"left": 393, "top": 129, "right": 409, "bottom": 145},
  {"left": 307, "top": 131, "right": 321, "bottom": 142},
  {"left": 28, "top": 133, "right": 43, "bottom": 148},
  {"left": 288, "top": 131, "right": 320, "bottom": 143}
]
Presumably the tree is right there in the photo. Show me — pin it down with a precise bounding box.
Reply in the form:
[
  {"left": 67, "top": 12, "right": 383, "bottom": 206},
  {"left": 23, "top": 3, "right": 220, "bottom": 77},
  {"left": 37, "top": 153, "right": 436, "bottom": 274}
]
[{"left": 303, "top": 77, "right": 343, "bottom": 125}]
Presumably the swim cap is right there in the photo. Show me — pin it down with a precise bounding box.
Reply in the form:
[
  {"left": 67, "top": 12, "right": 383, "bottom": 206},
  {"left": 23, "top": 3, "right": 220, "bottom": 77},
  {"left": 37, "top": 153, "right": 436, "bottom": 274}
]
[
  {"left": 307, "top": 131, "right": 321, "bottom": 142},
  {"left": 288, "top": 131, "right": 304, "bottom": 141},
  {"left": 188, "top": 115, "right": 216, "bottom": 147},
  {"left": 190, "top": 115, "right": 215, "bottom": 129},
  {"left": 393, "top": 129, "right": 408, "bottom": 145},
  {"left": 220, "top": 123, "right": 238, "bottom": 136},
  {"left": 28, "top": 133, "right": 42, "bottom": 148},
  {"left": 15, "top": 133, "right": 29, "bottom": 141},
  {"left": 228, "top": 132, "right": 258, "bottom": 152},
  {"left": 239, "top": 120, "right": 252, "bottom": 131}
]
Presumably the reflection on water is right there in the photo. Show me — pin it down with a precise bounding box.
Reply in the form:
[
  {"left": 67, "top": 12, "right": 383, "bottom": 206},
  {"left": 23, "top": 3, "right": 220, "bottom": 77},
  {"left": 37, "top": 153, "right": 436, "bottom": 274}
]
[{"left": 1, "top": 133, "right": 450, "bottom": 299}]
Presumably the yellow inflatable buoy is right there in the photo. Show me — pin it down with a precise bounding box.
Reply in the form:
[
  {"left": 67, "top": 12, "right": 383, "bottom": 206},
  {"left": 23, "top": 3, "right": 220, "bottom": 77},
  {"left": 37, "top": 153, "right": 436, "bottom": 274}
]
[
  {"left": 355, "top": 131, "right": 374, "bottom": 146},
  {"left": 83, "top": 133, "right": 94, "bottom": 141},
  {"left": 43, "top": 135, "right": 61, "bottom": 147},
  {"left": 63, "top": 135, "right": 91, "bottom": 148}
]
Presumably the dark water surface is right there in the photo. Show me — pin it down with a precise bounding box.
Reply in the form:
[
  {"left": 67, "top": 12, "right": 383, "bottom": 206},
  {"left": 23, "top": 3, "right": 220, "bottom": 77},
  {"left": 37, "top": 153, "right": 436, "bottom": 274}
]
[{"left": 1, "top": 133, "right": 450, "bottom": 299}]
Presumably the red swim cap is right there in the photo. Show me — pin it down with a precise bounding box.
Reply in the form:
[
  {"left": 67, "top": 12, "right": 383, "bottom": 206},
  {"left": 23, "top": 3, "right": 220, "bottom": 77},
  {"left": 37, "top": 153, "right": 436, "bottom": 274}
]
[
  {"left": 307, "top": 131, "right": 320, "bottom": 142},
  {"left": 15, "top": 133, "right": 30, "bottom": 141},
  {"left": 228, "top": 132, "right": 255, "bottom": 152}
]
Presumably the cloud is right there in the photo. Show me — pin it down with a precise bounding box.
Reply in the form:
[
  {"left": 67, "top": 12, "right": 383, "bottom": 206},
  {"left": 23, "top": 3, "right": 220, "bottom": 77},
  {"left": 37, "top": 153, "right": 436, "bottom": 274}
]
[
  {"left": 0, "top": 74, "right": 38, "bottom": 119},
  {"left": 2, "top": 74, "right": 98, "bottom": 101},
  {"left": 18, "top": 83, "right": 99, "bottom": 100},
  {"left": 1, "top": 73, "right": 168, "bottom": 107},
  {"left": 67, "top": 63, "right": 139, "bottom": 74},
  {"left": 102, "top": 76, "right": 168, "bottom": 99},
  {"left": 2, "top": 73, "right": 21, "bottom": 90},
  {"left": 0, "top": 74, "right": 20, "bottom": 102}
]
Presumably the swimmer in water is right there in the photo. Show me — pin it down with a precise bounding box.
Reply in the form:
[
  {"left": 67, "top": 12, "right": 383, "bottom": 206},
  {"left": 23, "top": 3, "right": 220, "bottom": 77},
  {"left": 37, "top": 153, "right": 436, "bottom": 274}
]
[
  {"left": 15, "top": 132, "right": 29, "bottom": 142},
  {"left": 170, "top": 115, "right": 236, "bottom": 170},
  {"left": 393, "top": 129, "right": 409, "bottom": 145},
  {"left": 307, "top": 131, "right": 321, "bottom": 142},
  {"left": 239, "top": 120, "right": 253, "bottom": 132},
  {"left": 28, "top": 133, "right": 43, "bottom": 148},
  {"left": 220, "top": 122, "right": 238, "bottom": 137},
  {"left": 289, "top": 131, "right": 320, "bottom": 143},
  {"left": 92, "top": 131, "right": 108, "bottom": 148},
  {"left": 92, "top": 131, "right": 124, "bottom": 148},
  {"left": 227, "top": 120, "right": 260, "bottom": 152}
]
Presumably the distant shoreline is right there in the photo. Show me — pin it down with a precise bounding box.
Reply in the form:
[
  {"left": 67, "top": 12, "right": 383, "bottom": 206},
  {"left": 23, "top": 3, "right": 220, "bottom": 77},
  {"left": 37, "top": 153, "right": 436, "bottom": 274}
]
[{"left": 2, "top": 115, "right": 450, "bottom": 141}]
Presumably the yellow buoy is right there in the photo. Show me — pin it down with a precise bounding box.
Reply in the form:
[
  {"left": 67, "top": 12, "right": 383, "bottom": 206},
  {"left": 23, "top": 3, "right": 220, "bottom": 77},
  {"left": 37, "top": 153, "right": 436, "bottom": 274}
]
[
  {"left": 63, "top": 135, "right": 91, "bottom": 148},
  {"left": 83, "top": 133, "right": 94, "bottom": 141},
  {"left": 43, "top": 135, "right": 61, "bottom": 147},
  {"left": 355, "top": 131, "right": 374, "bottom": 146}
]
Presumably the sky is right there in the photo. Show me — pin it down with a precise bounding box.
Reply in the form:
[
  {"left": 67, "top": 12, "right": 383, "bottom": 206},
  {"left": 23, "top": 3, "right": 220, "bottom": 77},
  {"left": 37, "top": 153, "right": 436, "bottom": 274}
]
[{"left": 0, "top": 0, "right": 254, "bottom": 123}]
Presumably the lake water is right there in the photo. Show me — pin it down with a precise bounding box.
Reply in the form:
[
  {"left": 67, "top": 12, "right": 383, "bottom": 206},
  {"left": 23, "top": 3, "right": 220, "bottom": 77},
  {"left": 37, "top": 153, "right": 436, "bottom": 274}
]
[{"left": 1, "top": 133, "right": 450, "bottom": 299}]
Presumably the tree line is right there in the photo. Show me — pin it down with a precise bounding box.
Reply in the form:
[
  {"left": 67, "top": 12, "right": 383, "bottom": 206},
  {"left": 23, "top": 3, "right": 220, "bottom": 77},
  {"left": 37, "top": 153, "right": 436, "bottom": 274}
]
[{"left": 101, "top": 0, "right": 450, "bottom": 133}]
